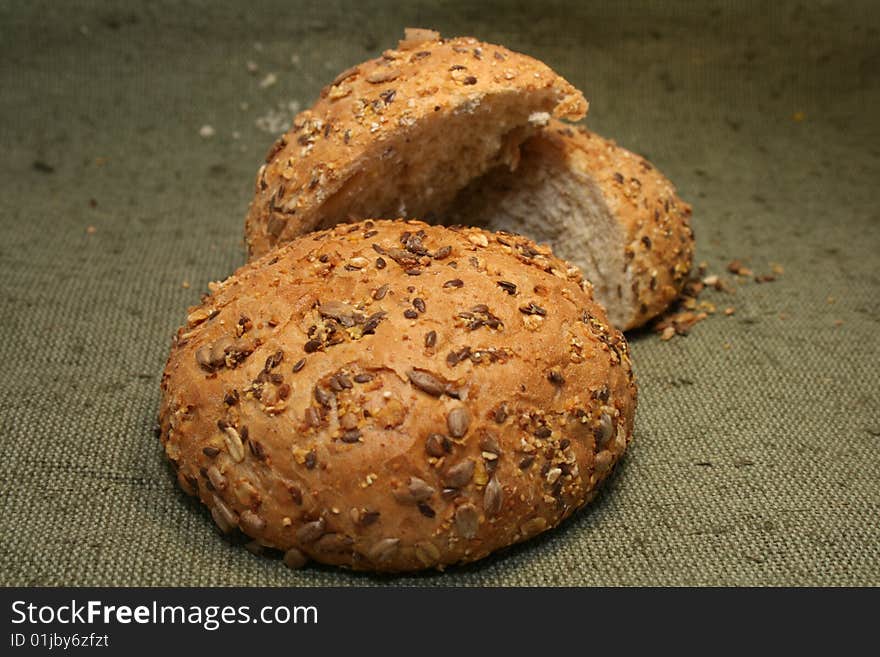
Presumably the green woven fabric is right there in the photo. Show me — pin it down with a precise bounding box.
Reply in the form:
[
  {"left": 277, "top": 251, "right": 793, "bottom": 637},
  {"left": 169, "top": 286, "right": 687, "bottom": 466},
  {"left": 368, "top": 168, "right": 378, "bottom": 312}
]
[{"left": 1, "top": 0, "right": 877, "bottom": 586}]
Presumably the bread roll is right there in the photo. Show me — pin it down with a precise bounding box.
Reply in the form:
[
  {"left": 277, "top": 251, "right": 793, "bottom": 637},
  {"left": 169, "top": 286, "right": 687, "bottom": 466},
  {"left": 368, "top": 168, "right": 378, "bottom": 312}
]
[
  {"left": 244, "top": 30, "right": 692, "bottom": 330},
  {"left": 449, "top": 121, "right": 695, "bottom": 330},
  {"left": 160, "top": 220, "right": 636, "bottom": 571},
  {"left": 245, "top": 29, "right": 587, "bottom": 259}
]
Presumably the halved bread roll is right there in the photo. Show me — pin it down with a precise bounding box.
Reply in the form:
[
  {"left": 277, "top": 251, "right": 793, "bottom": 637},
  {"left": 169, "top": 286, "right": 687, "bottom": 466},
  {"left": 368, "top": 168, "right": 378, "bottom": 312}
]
[
  {"left": 245, "top": 30, "right": 693, "bottom": 330},
  {"left": 245, "top": 29, "right": 587, "bottom": 258},
  {"left": 448, "top": 121, "right": 694, "bottom": 330}
]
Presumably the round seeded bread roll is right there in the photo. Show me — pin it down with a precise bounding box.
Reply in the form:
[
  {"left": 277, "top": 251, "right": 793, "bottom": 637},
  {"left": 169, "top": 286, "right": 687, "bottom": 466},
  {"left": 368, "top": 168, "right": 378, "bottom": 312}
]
[
  {"left": 244, "top": 28, "right": 587, "bottom": 259},
  {"left": 160, "top": 220, "right": 636, "bottom": 572},
  {"left": 449, "top": 121, "right": 695, "bottom": 330}
]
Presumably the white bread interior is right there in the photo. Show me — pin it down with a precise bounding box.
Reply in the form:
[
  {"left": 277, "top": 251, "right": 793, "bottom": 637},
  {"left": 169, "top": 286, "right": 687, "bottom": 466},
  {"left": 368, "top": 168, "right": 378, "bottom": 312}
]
[{"left": 445, "top": 134, "right": 633, "bottom": 328}]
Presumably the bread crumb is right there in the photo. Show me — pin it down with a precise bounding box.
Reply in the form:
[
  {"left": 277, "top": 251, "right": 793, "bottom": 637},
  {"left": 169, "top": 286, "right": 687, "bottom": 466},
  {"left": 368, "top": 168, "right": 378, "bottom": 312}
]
[
  {"left": 199, "top": 124, "right": 216, "bottom": 138},
  {"left": 85, "top": 225, "right": 97, "bottom": 235},
  {"left": 259, "top": 72, "right": 278, "bottom": 88},
  {"left": 792, "top": 111, "right": 806, "bottom": 122},
  {"left": 181, "top": 280, "right": 190, "bottom": 289},
  {"left": 653, "top": 258, "right": 784, "bottom": 340},
  {"left": 727, "top": 259, "right": 753, "bottom": 276},
  {"left": 255, "top": 100, "right": 301, "bottom": 135}
]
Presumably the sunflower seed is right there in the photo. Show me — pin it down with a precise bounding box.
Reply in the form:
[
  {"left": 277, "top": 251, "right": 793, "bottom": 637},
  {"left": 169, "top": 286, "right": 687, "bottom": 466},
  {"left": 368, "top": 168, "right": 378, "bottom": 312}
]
[
  {"left": 212, "top": 494, "right": 238, "bottom": 531},
  {"left": 596, "top": 413, "right": 614, "bottom": 446},
  {"left": 319, "top": 301, "right": 358, "bottom": 326},
  {"left": 520, "top": 517, "right": 548, "bottom": 536},
  {"left": 393, "top": 476, "right": 435, "bottom": 503},
  {"left": 304, "top": 450, "right": 317, "bottom": 469},
  {"left": 479, "top": 433, "right": 500, "bottom": 455},
  {"left": 206, "top": 465, "right": 226, "bottom": 490},
  {"left": 497, "top": 280, "right": 517, "bottom": 295},
  {"left": 404, "top": 309, "right": 418, "bottom": 319},
  {"left": 447, "top": 406, "right": 470, "bottom": 438},
  {"left": 340, "top": 412, "right": 358, "bottom": 430},
  {"left": 454, "top": 504, "right": 479, "bottom": 539},
  {"left": 292, "top": 358, "right": 306, "bottom": 372},
  {"left": 264, "top": 349, "right": 284, "bottom": 371},
  {"left": 446, "top": 346, "right": 471, "bottom": 366},
  {"left": 296, "top": 518, "right": 326, "bottom": 543},
  {"left": 424, "top": 330, "right": 437, "bottom": 348},
  {"left": 493, "top": 403, "right": 509, "bottom": 424},
  {"left": 407, "top": 477, "right": 435, "bottom": 501},
  {"left": 195, "top": 346, "right": 213, "bottom": 370},
  {"left": 519, "top": 302, "right": 547, "bottom": 316},
  {"left": 534, "top": 425, "right": 552, "bottom": 439},
  {"left": 353, "top": 372, "right": 374, "bottom": 383},
  {"left": 518, "top": 454, "right": 535, "bottom": 470},
  {"left": 442, "top": 459, "right": 475, "bottom": 488},
  {"left": 203, "top": 446, "right": 220, "bottom": 458},
  {"left": 304, "top": 339, "right": 322, "bottom": 353},
  {"left": 314, "top": 385, "right": 334, "bottom": 407},
  {"left": 483, "top": 476, "right": 503, "bottom": 516},
  {"left": 425, "top": 433, "right": 451, "bottom": 457},
  {"left": 414, "top": 541, "right": 441, "bottom": 566},
  {"left": 341, "top": 429, "right": 361, "bottom": 443},
  {"left": 366, "top": 69, "right": 399, "bottom": 83},
  {"left": 283, "top": 547, "right": 308, "bottom": 569},
  {"left": 595, "top": 450, "right": 613, "bottom": 473},
  {"left": 209, "top": 336, "right": 234, "bottom": 366},
  {"left": 372, "top": 284, "right": 389, "bottom": 300},
  {"left": 305, "top": 406, "right": 322, "bottom": 427},
  {"left": 314, "top": 533, "right": 352, "bottom": 553},
  {"left": 407, "top": 369, "right": 445, "bottom": 397},
  {"left": 223, "top": 426, "right": 245, "bottom": 462},
  {"left": 367, "top": 537, "right": 400, "bottom": 563},
  {"left": 433, "top": 245, "right": 452, "bottom": 260},
  {"left": 362, "top": 310, "right": 387, "bottom": 334},
  {"left": 240, "top": 510, "right": 266, "bottom": 535},
  {"left": 359, "top": 510, "right": 380, "bottom": 526},
  {"left": 210, "top": 506, "right": 234, "bottom": 533},
  {"left": 413, "top": 297, "right": 426, "bottom": 313},
  {"left": 443, "top": 278, "right": 464, "bottom": 288}
]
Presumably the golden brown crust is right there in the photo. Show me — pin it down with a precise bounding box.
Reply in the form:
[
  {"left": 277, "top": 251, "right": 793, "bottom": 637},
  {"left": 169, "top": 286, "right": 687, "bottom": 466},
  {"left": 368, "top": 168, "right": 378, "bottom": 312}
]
[
  {"left": 245, "top": 32, "right": 587, "bottom": 259},
  {"left": 160, "top": 220, "right": 636, "bottom": 572},
  {"left": 538, "top": 121, "right": 694, "bottom": 329}
]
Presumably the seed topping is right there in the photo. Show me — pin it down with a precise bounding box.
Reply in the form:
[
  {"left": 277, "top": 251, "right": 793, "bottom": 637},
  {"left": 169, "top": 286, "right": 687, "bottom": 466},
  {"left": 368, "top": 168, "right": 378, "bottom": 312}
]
[{"left": 447, "top": 406, "right": 471, "bottom": 438}]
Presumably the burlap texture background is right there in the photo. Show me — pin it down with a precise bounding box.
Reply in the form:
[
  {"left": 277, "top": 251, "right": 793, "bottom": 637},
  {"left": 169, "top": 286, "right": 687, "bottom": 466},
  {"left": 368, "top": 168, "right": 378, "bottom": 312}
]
[{"left": 1, "top": 0, "right": 877, "bottom": 586}]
